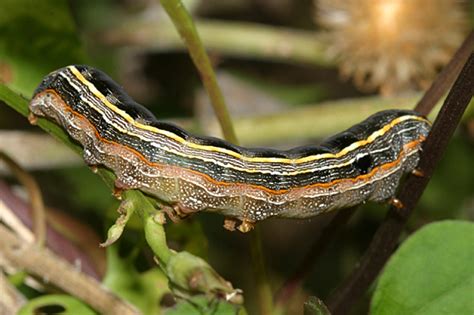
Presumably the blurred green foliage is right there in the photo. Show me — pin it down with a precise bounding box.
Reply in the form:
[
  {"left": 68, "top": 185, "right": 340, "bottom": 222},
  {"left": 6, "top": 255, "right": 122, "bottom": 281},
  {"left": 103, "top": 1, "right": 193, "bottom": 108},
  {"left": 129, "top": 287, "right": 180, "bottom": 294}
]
[
  {"left": 103, "top": 246, "right": 169, "bottom": 315},
  {"left": 0, "top": 1, "right": 472, "bottom": 314},
  {"left": 0, "top": 0, "right": 86, "bottom": 96}
]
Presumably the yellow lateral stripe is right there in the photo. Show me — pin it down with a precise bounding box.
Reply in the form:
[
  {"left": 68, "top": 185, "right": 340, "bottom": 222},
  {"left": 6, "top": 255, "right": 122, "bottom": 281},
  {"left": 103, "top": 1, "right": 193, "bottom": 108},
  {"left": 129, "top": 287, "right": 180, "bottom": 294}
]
[{"left": 68, "top": 66, "right": 430, "bottom": 165}]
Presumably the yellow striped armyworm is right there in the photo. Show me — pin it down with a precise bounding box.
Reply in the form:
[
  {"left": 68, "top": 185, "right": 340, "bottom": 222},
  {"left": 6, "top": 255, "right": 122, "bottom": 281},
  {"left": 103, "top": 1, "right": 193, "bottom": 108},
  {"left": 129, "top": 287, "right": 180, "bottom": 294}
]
[{"left": 29, "top": 66, "right": 431, "bottom": 232}]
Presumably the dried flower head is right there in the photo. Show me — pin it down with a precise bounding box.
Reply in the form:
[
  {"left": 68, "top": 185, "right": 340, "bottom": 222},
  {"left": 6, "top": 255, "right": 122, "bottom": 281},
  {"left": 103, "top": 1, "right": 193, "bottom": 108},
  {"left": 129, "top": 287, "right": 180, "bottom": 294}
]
[{"left": 316, "top": 0, "right": 468, "bottom": 94}]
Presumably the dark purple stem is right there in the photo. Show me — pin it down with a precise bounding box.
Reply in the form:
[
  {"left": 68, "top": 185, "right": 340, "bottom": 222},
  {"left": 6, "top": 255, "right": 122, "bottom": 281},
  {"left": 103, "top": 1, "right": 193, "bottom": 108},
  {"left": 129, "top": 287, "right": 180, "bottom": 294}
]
[{"left": 326, "top": 52, "right": 474, "bottom": 315}]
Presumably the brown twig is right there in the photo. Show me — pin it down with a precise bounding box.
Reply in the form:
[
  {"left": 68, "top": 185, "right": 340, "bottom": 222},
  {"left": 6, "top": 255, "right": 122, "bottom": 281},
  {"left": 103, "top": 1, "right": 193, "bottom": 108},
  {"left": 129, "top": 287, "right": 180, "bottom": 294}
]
[
  {"left": 271, "top": 30, "right": 474, "bottom": 311},
  {"left": 0, "top": 224, "right": 140, "bottom": 315},
  {"left": 0, "top": 151, "right": 46, "bottom": 248},
  {"left": 326, "top": 52, "right": 474, "bottom": 315}
]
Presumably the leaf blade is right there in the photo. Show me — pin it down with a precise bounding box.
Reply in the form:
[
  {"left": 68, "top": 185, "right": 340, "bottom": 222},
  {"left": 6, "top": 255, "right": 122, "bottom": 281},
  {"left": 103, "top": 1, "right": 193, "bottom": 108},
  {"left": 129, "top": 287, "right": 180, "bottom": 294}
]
[{"left": 371, "top": 220, "right": 474, "bottom": 315}]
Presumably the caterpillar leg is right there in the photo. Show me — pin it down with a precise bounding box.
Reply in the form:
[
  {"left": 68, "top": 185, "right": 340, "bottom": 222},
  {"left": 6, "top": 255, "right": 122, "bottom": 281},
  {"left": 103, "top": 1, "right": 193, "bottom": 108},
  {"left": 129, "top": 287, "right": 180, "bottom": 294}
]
[
  {"left": 113, "top": 185, "right": 124, "bottom": 200},
  {"left": 237, "top": 219, "right": 255, "bottom": 233},
  {"left": 175, "top": 203, "right": 199, "bottom": 215},
  {"left": 223, "top": 218, "right": 255, "bottom": 233},
  {"left": 223, "top": 218, "right": 238, "bottom": 231},
  {"left": 89, "top": 165, "right": 99, "bottom": 174},
  {"left": 162, "top": 205, "right": 181, "bottom": 223},
  {"left": 411, "top": 169, "right": 425, "bottom": 177},
  {"left": 28, "top": 112, "right": 38, "bottom": 125},
  {"left": 388, "top": 197, "right": 404, "bottom": 209},
  {"left": 163, "top": 202, "right": 199, "bottom": 222}
]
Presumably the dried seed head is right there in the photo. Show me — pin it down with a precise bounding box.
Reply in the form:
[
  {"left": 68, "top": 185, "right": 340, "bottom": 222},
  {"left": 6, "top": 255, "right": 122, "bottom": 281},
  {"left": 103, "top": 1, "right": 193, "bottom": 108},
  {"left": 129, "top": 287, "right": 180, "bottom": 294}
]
[{"left": 316, "top": 0, "right": 468, "bottom": 94}]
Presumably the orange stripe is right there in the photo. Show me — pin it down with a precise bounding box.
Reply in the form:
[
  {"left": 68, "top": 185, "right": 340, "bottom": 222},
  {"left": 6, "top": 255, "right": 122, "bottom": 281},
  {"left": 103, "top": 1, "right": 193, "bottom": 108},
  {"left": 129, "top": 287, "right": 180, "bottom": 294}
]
[
  {"left": 66, "top": 65, "right": 432, "bottom": 165},
  {"left": 40, "top": 89, "right": 425, "bottom": 195}
]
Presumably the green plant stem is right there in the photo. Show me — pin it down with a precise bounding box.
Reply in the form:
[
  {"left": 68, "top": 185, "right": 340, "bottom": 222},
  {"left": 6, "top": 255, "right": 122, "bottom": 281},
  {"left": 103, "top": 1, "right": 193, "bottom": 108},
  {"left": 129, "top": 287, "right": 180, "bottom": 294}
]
[
  {"left": 249, "top": 227, "right": 274, "bottom": 315},
  {"left": 143, "top": 211, "right": 173, "bottom": 265},
  {"left": 102, "top": 18, "right": 332, "bottom": 67},
  {"left": 0, "top": 86, "right": 80, "bottom": 153},
  {"left": 156, "top": 2, "right": 272, "bottom": 311},
  {"left": 158, "top": 0, "right": 238, "bottom": 144}
]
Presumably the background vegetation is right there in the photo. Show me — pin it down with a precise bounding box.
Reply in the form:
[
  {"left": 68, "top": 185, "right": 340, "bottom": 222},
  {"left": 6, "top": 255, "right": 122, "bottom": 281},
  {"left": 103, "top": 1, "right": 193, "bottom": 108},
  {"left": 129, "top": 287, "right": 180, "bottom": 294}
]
[{"left": 0, "top": 1, "right": 473, "bottom": 314}]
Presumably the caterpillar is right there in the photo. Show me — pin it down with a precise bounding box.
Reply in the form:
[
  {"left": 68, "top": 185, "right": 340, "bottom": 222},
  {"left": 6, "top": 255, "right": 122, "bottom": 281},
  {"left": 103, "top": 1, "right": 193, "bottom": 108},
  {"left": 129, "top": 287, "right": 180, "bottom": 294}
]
[{"left": 29, "top": 65, "right": 431, "bottom": 232}]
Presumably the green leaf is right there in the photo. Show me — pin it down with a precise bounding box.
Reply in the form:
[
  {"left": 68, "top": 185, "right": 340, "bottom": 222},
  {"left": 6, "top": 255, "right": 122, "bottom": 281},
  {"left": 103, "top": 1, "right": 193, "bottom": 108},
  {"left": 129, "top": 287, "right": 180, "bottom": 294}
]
[
  {"left": 164, "top": 295, "right": 243, "bottom": 315},
  {"left": 18, "top": 294, "right": 96, "bottom": 315},
  {"left": 371, "top": 220, "right": 474, "bottom": 315},
  {"left": 0, "top": 0, "right": 86, "bottom": 96},
  {"left": 100, "top": 199, "right": 135, "bottom": 247}
]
